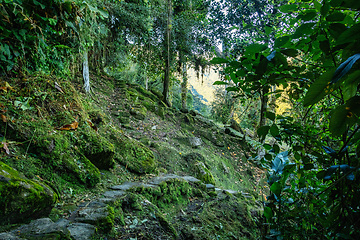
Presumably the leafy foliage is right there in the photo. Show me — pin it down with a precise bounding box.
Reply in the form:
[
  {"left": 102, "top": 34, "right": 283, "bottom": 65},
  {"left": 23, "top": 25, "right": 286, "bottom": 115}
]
[{"left": 211, "top": 0, "right": 360, "bottom": 238}]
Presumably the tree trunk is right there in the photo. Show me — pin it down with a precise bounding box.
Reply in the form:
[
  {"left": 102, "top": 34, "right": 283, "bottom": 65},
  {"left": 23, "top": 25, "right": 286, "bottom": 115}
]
[
  {"left": 259, "top": 88, "right": 268, "bottom": 128},
  {"left": 181, "top": 62, "right": 188, "bottom": 110},
  {"left": 83, "top": 49, "right": 90, "bottom": 93},
  {"left": 162, "top": 0, "right": 172, "bottom": 107}
]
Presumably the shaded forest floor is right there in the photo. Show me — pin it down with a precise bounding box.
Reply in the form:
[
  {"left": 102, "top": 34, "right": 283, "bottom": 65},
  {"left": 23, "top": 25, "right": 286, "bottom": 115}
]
[{"left": 0, "top": 72, "right": 267, "bottom": 239}]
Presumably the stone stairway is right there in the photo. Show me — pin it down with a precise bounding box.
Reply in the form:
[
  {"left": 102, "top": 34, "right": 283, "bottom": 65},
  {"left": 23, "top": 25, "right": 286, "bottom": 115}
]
[{"left": 0, "top": 174, "right": 250, "bottom": 240}]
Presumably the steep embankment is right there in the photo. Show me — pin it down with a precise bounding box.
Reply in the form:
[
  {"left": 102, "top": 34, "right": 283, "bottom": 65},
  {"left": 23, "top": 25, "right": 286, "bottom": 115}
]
[{"left": 0, "top": 73, "right": 265, "bottom": 239}]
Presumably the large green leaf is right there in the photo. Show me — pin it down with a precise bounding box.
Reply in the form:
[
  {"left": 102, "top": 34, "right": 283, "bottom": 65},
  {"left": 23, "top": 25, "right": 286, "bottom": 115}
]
[
  {"left": 292, "top": 23, "right": 316, "bottom": 39},
  {"left": 280, "top": 49, "right": 298, "bottom": 57},
  {"left": 257, "top": 125, "right": 270, "bottom": 141},
  {"left": 336, "top": 23, "right": 360, "bottom": 45},
  {"left": 329, "top": 96, "right": 360, "bottom": 136},
  {"left": 326, "top": 11, "right": 346, "bottom": 22},
  {"left": 244, "top": 43, "right": 267, "bottom": 55},
  {"left": 264, "top": 207, "right": 273, "bottom": 221},
  {"left": 331, "top": 54, "right": 360, "bottom": 84},
  {"left": 279, "top": 4, "right": 298, "bottom": 13},
  {"left": 270, "top": 182, "right": 282, "bottom": 197},
  {"left": 210, "top": 57, "right": 229, "bottom": 64},
  {"left": 270, "top": 124, "right": 280, "bottom": 137},
  {"left": 274, "top": 36, "right": 290, "bottom": 48},
  {"left": 213, "top": 81, "right": 228, "bottom": 85},
  {"left": 303, "top": 70, "right": 335, "bottom": 107}
]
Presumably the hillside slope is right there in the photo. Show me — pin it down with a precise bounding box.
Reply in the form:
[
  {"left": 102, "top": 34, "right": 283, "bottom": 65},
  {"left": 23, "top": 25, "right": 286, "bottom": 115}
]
[{"left": 0, "top": 73, "right": 265, "bottom": 239}]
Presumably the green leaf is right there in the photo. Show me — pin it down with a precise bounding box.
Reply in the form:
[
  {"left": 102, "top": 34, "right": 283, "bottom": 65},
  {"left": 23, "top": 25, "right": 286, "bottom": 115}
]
[
  {"left": 292, "top": 23, "right": 316, "bottom": 39},
  {"left": 329, "top": 23, "right": 347, "bottom": 40},
  {"left": 279, "top": 4, "right": 298, "bottom": 13},
  {"left": 303, "top": 70, "right": 335, "bottom": 107},
  {"left": 280, "top": 49, "right": 298, "bottom": 57},
  {"left": 270, "top": 124, "right": 280, "bottom": 137},
  {"left": 270, "top": 182, "right": 282, "bottom": 197},
  {"left": 265, "top": 111, "right": 276, "bottom": 121},
  {"left": 264, "top": 144, "right": 272, "bottom": 150},
  {"left": 336, "top": 23, "right": 360, "bottom": 45},
  {"left": 321, "top": 0, "right": 331, "bottom": 16},
  {"left": 225, "top": 86, "right": 240, "bottom": 92},
  {"left": 255, "top": 57, "right": 269, "bottom": 77},
  {"left": 264, "top": 207, "right": 273, "bottom": 221},
  {"left": 331, "top": 54, "right": 360, "bottom": 84},
  {"left": 257, "top": 125, "right": 270, "bottom": 141},
  {"left": 274, "top": 36, "right": 289, "bottom": 48},
  {"left": 210, "top": 57, "right": 229, "bottom": 64},
  {"left": 329, "top": 96, "right": 360, "bottom": 136},
  {"left": 265, "top": 154, "right": 273, "bottom": 160},
  {"left": 326, "top": 12, "right": 346, "bottom": 22},
  {"left": 213, "top": 81, "right": 228, "bottom": 85},
  {"left": 244, "top": 43, "right": 267, "bottom": 55},
  {"left": 33, "top": 0, "right": 45, "bottom": 9},
  {"left": 273, "top": 144, "right": 280, "bottom": 154},
  {"left": 314, "top": 0, "right": 322, "bottom": 11},
  {"left": 297, "top": 10, "right": 317, "bottom": 21}
]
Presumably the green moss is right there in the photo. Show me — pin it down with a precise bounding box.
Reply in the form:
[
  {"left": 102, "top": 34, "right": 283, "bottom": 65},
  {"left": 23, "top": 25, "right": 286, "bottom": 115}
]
[
  {"left": 155, "top": 211, "right": 178, "bottom": 238},
  {"left": 35, "top": 133, "right": 101, "bottom": 187},
  {"left": 194, "top": 161, "right": 215, "bottom": 185},
  {"left": 77, "top": 127, "right": 115, "bottom": 170},
  {"left": 0, "top": 161, "right": 58, "bottom": 225},
  {"left": 98, "top": 205, "right": 115, "bottom": 233}
]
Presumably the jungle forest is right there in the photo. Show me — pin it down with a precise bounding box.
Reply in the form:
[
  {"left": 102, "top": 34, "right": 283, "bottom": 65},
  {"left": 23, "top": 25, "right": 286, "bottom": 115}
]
[{"left": 0, "top": 0, "right": 360, "bottom": 239}]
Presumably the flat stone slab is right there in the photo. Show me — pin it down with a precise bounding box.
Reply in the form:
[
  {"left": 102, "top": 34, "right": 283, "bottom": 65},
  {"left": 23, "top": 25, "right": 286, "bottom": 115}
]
[
  {"left": 149, "top": 174, "right": 182, "bottom": 185},
  {"left": 149, "top": 174, "right": 201, "bottom": 185},
  {"left": 110, "top": 182, "right": 157, "bottom": 191},
  {"left": 205, "top": 184, "right": 215, "bottom": 189},
  {"left": 78, "top": 200, "right": 107, "bottom": 208},
  {"left": 10, "top": 218, "right": 70, "bottom": 239},
  {"left": 181, "top": 176, "right": 201, "bottom": 183},
  {"left": 103, "top": 190, "right": 126, "bottom": 198},
  {"left": 224, "top": 189, "right": 238, "bottom": 195},
  {"left": 0, "top": 233, "right": 24, "bottom": 240},
  {"left": 67, "top": 223, "right": 96, "bottom": 240},
  {"left": 75, "top": 207, "right": 108, "bottom": 224}
]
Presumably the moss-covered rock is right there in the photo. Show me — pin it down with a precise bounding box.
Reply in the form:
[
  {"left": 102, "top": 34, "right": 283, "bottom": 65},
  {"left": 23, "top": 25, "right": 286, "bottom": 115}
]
[
  {"left": 108, "top": 128, "right": 156, "bottom": 174},
  {"left": 36, "top": 133, "right": 101, "bottom": 187},
  {"left": 78, "top": 128, "right": 115, "bottom": 170},
  {"left": 129, "top": 106, "right": 147, "bottom": 120},
  {"left": 194, "top": 161, "right": 215, "bottom": 185},
  {"left": 0, "top": 162, "right": 58, "bottom": 225}
]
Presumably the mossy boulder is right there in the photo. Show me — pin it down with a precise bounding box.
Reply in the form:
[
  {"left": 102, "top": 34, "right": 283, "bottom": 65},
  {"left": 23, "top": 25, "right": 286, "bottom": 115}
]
[
  {"left": 194, "top": 161, "right": 215, "bottom": 185},
  {"left": 78, "top": 129, "right": 115, "bottom": 170},
  {"left": 36, "top": 133, "right": 101, "bottom": 187},
  {"left": 110, "top": 131, "right": 156, "bottom": 174},
  {"left": 198, "top": 128, "right": 225, "bottom": 147},
  {"left": 130, "top": 106, "right": 147, "bottom": 120},
  {"left": 0, "top": 162, "right": 58, "bottom": 225}
]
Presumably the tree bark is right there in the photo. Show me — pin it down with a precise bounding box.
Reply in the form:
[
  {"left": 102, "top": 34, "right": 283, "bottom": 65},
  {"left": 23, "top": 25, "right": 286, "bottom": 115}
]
[
  {"left": 162, "top": 0, "right": 172, "bottom": 107},
  {"left": 259, "top": 87, "right": 268, "bottom": 128},
  {"left": 181, "top": 62, "right": 188, "bottom": 110}
]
